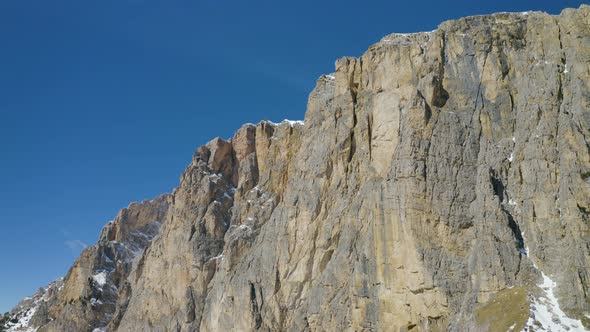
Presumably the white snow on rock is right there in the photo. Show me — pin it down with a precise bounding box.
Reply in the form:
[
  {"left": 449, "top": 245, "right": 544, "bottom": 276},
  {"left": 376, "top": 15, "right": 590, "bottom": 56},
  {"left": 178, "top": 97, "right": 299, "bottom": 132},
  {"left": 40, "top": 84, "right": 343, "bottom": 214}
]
[
  {"left": 283, "top": 119, "right": 304, "bottom": 126},
  {"left": 90, "top": 298, "right": 103, "bottom": 306},
  {"left": 521, "top": 237, "right": 586, "bottom": 331},
  {"left": 523, "top": 269, "right": 585, "bottom": 331},
  {"left": 92, "top": 271, "right": 107, "bottom": 288},
  {"left": 266, "top": 119, "right": 303, "bottom": 126},
  {"left": 208, "top": 253, "right": 224, "bottom": 262},
  {"left": 6, "top": 307, "right": 37, "bottom": 332},
  {"left": 269, "top": 119, "right": 304, "bottom": 127},
  {"left": 4, "top": 278, "right": 65, "bottom": 332}
]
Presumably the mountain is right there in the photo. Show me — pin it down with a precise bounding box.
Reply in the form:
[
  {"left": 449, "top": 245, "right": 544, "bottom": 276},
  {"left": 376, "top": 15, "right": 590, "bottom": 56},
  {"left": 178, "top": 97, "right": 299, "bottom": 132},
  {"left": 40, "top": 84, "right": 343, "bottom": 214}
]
[{"left": 3, "top": 5, "right": 590, "bottom": 332}]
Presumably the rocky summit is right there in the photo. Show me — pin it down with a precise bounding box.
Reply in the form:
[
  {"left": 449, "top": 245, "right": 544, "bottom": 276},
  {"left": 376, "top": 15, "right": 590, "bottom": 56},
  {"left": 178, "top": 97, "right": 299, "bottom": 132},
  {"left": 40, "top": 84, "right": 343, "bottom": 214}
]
[{"left": 3, "top": 5, "right": 590, "bottom": 332}]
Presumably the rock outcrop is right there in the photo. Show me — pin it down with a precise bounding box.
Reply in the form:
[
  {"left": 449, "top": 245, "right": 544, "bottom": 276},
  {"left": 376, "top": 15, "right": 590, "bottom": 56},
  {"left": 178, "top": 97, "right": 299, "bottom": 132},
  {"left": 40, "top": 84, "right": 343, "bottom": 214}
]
[{"left": 3, "top": 5, "right": 590, "bottom": 332}]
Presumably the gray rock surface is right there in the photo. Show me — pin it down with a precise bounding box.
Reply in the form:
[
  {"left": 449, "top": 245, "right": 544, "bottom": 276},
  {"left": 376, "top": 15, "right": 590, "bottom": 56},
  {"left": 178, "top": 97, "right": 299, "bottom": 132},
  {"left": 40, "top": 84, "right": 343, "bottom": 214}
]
[{"left": 3, "top": 5, "right": 590, "bottom": 332}]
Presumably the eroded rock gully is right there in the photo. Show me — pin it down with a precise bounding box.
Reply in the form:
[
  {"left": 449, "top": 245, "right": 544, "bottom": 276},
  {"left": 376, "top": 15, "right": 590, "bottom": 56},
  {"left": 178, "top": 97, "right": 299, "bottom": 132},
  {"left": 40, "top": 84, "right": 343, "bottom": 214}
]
[{"left": 4, "top": 6, "right": 590, "bottom": 332}]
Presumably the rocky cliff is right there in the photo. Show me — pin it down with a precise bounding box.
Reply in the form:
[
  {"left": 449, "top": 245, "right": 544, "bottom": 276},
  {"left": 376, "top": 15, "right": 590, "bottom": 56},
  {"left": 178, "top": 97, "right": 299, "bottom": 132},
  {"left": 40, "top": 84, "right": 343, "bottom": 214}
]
[{"left": 3, "top": 5, "right": 590, "bottom": 332}]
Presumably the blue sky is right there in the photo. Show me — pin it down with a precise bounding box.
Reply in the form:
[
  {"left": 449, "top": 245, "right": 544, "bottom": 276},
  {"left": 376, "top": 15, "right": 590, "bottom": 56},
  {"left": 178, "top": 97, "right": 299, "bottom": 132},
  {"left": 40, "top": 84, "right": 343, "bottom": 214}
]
[{"left": 0, "top": 0, "right": 584, "bottom": 313}]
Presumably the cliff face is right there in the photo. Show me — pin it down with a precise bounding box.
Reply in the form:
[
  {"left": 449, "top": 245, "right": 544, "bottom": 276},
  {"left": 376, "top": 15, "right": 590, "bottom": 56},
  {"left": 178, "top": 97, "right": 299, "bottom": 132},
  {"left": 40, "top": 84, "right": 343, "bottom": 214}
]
[{"left": 4, "top": 6, "right": 590, "bottom": 332}]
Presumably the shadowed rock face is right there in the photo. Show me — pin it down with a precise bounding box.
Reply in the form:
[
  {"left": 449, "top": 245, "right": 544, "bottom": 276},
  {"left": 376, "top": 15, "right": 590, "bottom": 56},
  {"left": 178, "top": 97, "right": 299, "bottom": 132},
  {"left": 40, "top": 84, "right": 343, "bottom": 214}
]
[{"left": 4, "top": 5, "right": 590, "bottom": 332}]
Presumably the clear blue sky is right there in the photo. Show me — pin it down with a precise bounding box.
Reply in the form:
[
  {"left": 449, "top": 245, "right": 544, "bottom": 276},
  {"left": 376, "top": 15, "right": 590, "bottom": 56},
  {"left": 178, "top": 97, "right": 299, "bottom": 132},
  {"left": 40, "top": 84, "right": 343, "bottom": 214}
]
[{"left": 0, "top": 0, "right": 584, "bottom": 313}]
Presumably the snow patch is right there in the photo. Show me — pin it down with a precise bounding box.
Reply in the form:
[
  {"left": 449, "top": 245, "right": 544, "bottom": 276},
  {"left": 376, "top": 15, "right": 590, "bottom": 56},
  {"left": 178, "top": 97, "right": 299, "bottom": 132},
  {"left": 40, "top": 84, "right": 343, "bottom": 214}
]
[
  {"left": 90, "top": 298, "right": 103, "bottom": 306},
  {"left": 266, "top": 119, "right": 304, "bottom": 128},
  {"left": 383, "top": 30, "right": 435, "bottom": 39},
  {"left": 282, "top": 119, "right": 304, "bottom": 126},
  {"left": 521, "top": 235, "right": 585, "bottom": 331},
  {"left": 6, "top": 307, "right": 37, "bottom": 332},
  {"left": 92, "top": 271, "right": 107, "bottom": 288},
  {"left": 524, "top": 270, "right": 584, "bottom": 331},
  {"left": 208, "top": 253, "right": 224, "bottom": 262},
  {"left": 4, "top": 278, "right": 65, "bottom": 332}
]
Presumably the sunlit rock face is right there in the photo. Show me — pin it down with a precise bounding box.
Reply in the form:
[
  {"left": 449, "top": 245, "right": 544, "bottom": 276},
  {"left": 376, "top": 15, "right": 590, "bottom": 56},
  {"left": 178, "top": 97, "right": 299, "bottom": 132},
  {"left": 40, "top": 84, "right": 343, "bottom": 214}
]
[{"left": 4, "top": 5, "right": 590, "bottom": 332}]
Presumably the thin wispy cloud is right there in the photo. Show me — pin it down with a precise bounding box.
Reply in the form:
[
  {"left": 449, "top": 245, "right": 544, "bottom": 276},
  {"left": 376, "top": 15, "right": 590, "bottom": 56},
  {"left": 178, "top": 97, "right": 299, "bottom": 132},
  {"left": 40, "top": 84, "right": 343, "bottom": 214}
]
[{"left": 64, "top": 240, "right": 88, "bottom": 253}]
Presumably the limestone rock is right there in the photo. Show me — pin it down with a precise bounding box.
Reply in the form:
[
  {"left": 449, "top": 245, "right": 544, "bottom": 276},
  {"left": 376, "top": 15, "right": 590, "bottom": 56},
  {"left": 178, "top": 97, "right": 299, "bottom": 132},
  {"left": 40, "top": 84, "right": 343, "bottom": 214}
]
[{"left": 4, "top": 5, "right": 590, "bottom": 332}]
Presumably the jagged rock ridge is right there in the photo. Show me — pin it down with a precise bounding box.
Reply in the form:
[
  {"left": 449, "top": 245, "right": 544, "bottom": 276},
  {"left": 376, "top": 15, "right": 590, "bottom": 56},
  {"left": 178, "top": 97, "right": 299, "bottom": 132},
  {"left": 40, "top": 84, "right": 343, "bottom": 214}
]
[{"left": 3, "top": 5, "right": 590, "bottom": 332}]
